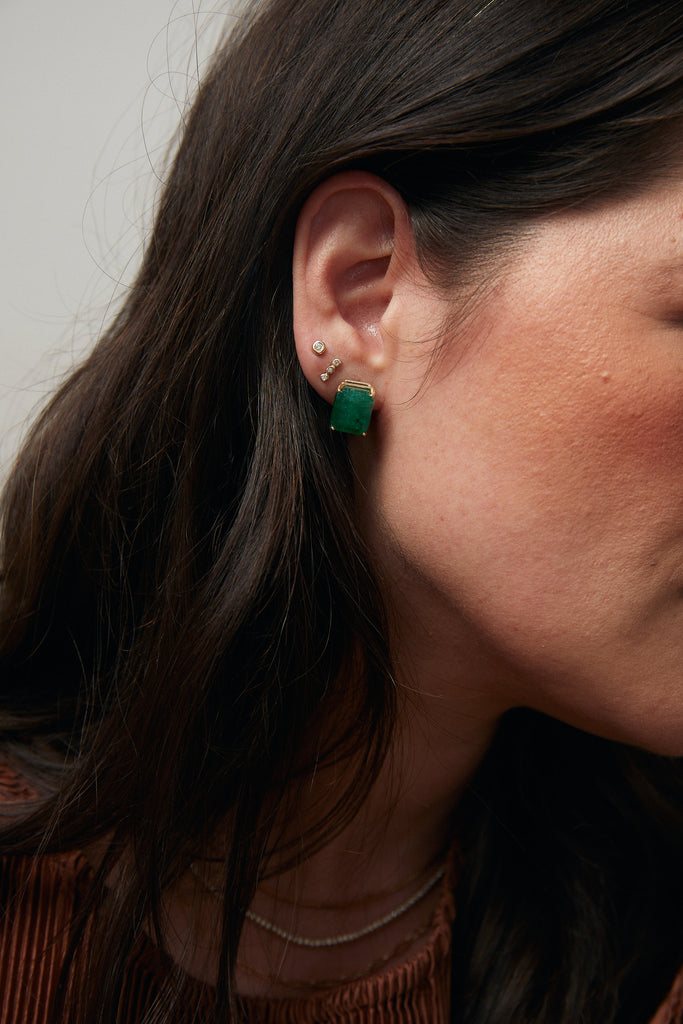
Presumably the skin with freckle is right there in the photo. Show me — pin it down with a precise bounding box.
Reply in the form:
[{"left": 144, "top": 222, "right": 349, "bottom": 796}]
[{"left": 367, "top": 171, "right": 683, "bottom": 754}]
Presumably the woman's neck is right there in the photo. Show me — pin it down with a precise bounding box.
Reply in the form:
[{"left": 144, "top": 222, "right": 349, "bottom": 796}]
[
  {"left": 163, "top": 543, "right": 508, "bottom": 995},
  {"left": 162, "top": 687, "right": 498, "bottom": 995}
]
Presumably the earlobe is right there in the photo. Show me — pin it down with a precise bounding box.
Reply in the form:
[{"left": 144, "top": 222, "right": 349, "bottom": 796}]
[{"left": 292, "top": 171, "right": 416, "bottom": 406}]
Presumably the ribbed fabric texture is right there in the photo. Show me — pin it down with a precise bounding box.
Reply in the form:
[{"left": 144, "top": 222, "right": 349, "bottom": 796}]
[
  {"left": 0, "top": 762, "right": 681, "bottom": 1024},
  {"left": 0, "top": 849, "right": 453, "bottom": 1024}
]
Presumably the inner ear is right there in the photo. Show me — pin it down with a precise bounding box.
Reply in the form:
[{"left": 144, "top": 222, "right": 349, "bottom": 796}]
[
  {"left": 305, "top": 184, "right": 396, "bottom": 333},
  {"left": 337, "top": 254, "right": 393, "bottom": 332}
]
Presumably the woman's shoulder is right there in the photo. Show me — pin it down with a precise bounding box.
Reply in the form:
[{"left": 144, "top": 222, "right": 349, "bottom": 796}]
[
  {"left": 0, "top": 851, "right": 92, "bottom": 1024},
  {"left": 0, "top": 760, "right": 87, "bottom": 924},
  {"left": 0, "top": 761, "right": 92, "bottom": 1024},
  {"left": 0, "top": 761, "right": 211, "bottom": 1023}
]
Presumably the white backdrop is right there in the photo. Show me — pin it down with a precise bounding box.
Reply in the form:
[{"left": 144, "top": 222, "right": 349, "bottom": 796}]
[{"left": 0, "top": 0, "right": 236, "bottom": 478}]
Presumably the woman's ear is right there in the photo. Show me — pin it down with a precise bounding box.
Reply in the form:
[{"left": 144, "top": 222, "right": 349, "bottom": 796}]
[{"left": 292, "top": 171, "right": 417, "bottom": 406}]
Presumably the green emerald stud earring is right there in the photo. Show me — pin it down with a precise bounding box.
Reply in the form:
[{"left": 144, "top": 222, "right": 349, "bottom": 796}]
[{"left": 330, "top": 380, "right": 376, "bottom": 436}]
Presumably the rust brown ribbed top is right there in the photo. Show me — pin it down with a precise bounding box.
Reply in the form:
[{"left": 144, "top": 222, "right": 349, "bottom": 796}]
[{"left": 0, "top": 763, "right": 681, "bottom": 1024}]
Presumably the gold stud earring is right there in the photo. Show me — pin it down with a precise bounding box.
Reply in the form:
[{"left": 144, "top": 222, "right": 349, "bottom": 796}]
[{"left": 320, "top": 358, "right": 342, "bottom": 382}]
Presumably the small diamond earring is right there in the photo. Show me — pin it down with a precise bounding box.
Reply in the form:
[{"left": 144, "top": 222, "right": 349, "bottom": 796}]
[
  {"left": 321, "top": 358, "right": 342, "bottom": 382},
  {"left": 311, "top": 340, "right": 341, "bottom": 381}
]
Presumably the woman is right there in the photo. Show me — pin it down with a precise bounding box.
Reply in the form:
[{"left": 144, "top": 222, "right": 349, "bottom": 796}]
[{"left": 1, "top": 0, "right": 683, "bottom": 1021}]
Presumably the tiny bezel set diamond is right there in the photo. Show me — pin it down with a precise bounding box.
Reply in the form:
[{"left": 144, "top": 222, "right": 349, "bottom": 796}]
[
  {"left": 320, "top": 358, "right": 341, "bottom": 382},
  {"left": 312, "top": 341, "right": 341, "bottom": 381}
]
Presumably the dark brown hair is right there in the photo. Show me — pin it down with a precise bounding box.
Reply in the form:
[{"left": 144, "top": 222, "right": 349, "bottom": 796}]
[{"left": 2, "top": 1, "right": 683, "bottom": 1021}]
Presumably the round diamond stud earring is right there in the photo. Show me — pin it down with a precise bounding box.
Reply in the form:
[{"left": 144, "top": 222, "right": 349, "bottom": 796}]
[{"left": 312, "top": 340, "right": 326, "bottom": 355}]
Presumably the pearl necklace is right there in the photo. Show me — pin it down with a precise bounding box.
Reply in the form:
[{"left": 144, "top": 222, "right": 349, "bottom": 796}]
[{"left": 190, "top": 862, "right": 446, "bottom": 948}]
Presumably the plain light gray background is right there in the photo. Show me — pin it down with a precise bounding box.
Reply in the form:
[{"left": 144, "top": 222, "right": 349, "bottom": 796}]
[{"left": 0, "top": 0, "right": 235, "bottom": 478}]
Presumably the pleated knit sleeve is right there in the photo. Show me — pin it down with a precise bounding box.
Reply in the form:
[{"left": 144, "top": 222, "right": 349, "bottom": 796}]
[{"left": 0, "top": 848, "right": 88, "bottom": 1024}]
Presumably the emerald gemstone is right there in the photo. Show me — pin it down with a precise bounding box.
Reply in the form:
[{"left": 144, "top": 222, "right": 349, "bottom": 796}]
[{"left": 330, "top": 381, "right": 375, "bottom": 436}]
